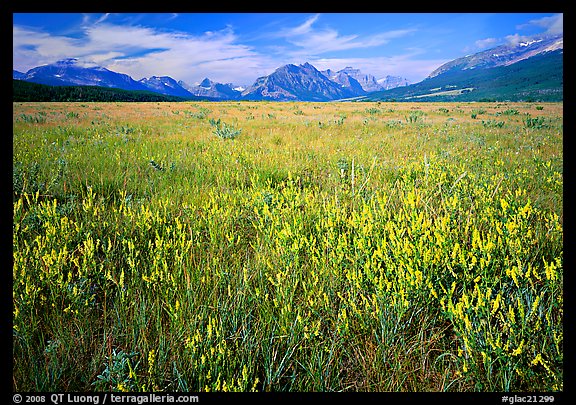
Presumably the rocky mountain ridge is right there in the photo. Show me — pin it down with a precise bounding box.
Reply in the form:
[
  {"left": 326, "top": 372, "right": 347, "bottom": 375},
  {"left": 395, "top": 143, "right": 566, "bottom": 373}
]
[
  {"left": 14, "top": 58, "right": 407, "bottom": 101},
  {"left": 179, "top": 78, "right": 243, "bottom": 100},
  {"left": 138, "top": 76, "right": 195, "bottom": 99},
  {"left": 241, "top": 62, "right": 359, "bottom": 101},
  {"left": 428, "top": 34, "right": 563, "bottom": 79}
]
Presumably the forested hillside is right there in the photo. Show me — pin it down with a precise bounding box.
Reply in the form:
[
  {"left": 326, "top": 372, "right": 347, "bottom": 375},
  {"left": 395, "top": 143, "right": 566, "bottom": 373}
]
[{"left": 13, "top": 80, "right": 191, "bottom": 102}]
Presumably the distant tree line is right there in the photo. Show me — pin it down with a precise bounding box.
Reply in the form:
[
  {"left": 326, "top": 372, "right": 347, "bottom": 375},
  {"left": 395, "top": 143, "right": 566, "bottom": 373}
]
[{"left": 13, "top": 80, "right": 190, "bottom": 102}]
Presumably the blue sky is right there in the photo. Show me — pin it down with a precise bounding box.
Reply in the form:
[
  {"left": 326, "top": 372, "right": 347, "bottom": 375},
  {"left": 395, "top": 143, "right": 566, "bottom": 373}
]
[{"left": 13, "top": 13, "right": 563, "bottom": 86}]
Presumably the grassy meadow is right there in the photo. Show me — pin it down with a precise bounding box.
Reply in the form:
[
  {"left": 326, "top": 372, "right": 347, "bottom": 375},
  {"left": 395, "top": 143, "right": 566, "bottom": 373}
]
[{"left": 12, "top": 101, "right": 563, "bottom": 392}]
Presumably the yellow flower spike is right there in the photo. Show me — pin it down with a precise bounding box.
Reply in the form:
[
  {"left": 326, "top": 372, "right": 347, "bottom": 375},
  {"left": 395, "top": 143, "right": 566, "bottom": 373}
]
[
  {"left": 544, "top": 259, "right": 558, "bottom": 282},
  {"left": 531, "top": 353, "right": 543, "bottom": 366},
  {"left": 472, "top": 228, "right": 481, "bottom": 250},
  {"left": 511, "top": 339, "right": 524, "bottom": 356},
  {"left": 464, "top": 314, "right": 472, "bottom": 331},
  {"left": 510, "top": 269, "right": 520, "bottom": 288},
  {"left": 461, "top": 293, "right": 469, "bottom": 308},
  {"left": 428, "top": 283, "right": 438, "bottom": 299},
  {"left": 148, "top": 349, "right": 156, "bottom": 376},
  {"left": 451, "top": 243, "right": 460, "bottom": 260},
  {"left": 553, "top": 330, "right": 562, "bottom": 356},
  {"left": 491, "top": 293, "right": 501, "bottom": 315},
  {"left": 525, "top": 264, "right": 532, "bottom": 280},
  {"left": 251, "top": 378, "right": 260, "bottom": 392},
  {"left": 530, "top": 294, "right": 541, "bottom": 318},
  {"left": 516, "top": 259, "right": 524, "bottom": 277},
  {"left": 207, "top": 320, "right": 213, "bottom": 340},
  {"left": 469, "top": 255, "right": 477, "bottom": 268},
  {"left": 474, "top": 285, "right": 484, "bottom": 309},
  {"left": 119, "top": 269, "right": 125, "bottom": 291},
  {"left": 415, "top": 270, "right": 423, "bottom": 286},
  {"left": 495, "top": 222, "right": 503, "bottom": 236}
]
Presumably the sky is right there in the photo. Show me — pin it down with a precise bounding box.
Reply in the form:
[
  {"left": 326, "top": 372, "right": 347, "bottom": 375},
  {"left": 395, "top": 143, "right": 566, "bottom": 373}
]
[{"left": 13, "top": 13, "right": 563, "bottom": 87}]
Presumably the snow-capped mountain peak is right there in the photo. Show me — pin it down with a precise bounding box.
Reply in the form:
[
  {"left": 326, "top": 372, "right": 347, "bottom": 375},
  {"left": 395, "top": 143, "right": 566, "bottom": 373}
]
[
  {"left": 321, "top": 67, "right": 409, "bottom": 93},
  {"left": 138, "top": 76, "right": 194, "bottom": 98},
  {"left": 179, "top": 78, "right": 242, "bottom": 100}
]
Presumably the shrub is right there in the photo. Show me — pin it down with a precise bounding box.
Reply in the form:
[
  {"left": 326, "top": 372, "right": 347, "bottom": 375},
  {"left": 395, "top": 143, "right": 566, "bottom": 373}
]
[{"left": 209, "top": 118, "right": 242, "bottom": 139}]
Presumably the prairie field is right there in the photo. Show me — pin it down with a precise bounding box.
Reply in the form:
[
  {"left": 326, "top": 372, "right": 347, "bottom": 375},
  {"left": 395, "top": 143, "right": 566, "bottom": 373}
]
[{"left": 12, "top": 101, "right": 563, "bottom": 392}]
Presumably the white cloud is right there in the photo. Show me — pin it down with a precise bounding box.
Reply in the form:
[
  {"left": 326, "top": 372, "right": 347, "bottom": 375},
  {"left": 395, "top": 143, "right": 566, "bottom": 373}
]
[
  {"left": 13, "top": 20, "right": 269, "bottom": 85},
  {"left": 461, "top": 37, "right": 500, "bottom": 54},
  {"left": 463, "top": 13, "right": 563, "bottom": 56},
  {"left": 13, "top": 25, "right": 87, "bottom": 69},
  {"left": 517, "top": 13, "right": 563, "bottom": 36},
  {"left": 312, "top": 54, "right": 449, "bottom": 83},
  {"left": 505, "top": 33, "right": 532, "bottom": 46},
  {"left": 274, "top": 14, "right": 415, "bottom": 57},
  {"left": 474, "top": 37, "right": 498, "bottom": 50},
  {"left": 282, "top": 14, "right": 320, "bottom": 37},
  {"left": 95, "top": 13, "right": 111, "bottom": 24}
]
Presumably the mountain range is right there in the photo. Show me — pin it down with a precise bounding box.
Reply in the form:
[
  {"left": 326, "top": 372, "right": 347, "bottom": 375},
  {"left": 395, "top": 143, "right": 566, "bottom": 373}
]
[
  {"left": 13, "top": 58, "right": 409, "bottom": 102},
  {"left": 13, "top": 34, "right": 562, "bottom": 102},
  {"left": 179, "top": 78, "right": 244, "bottom": 100}
]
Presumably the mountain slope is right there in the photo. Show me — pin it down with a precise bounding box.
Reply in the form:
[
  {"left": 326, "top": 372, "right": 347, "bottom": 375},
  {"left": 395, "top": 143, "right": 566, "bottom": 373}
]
[
  {"left": 322, "top": 67, "right": 409, "bottom": 93},
  {"left": 366, "top": 47, "right": 562, "bottom": 102},
  {"left": 13, "top": 79, "right": 195, "bottom": 102},
  {"left": 377, "top": 75, "right": 410, "bottom": 90},
  {"left": 322, "top": 67, "right": 368, "bottom": 94},
  {"left": 428, "top": 34, "right": 563, "bottom": 79},
  {"left": 180, "top": 78, "right": 242, "bottom": 100},
  {"left": 21, "top": 58, "right": 152, "bottom": 92},
  {"left": 242, "top": 62, "right": 357, "bottom": 101},
  {"left": 13, "top": 70, "right": 26, "bottom": 80},
  {"left": 138, "top": 76, "right": 195, "bottom": 98},
  {"left": 330, "top": 71, "right": 366, "bottom": 95}
]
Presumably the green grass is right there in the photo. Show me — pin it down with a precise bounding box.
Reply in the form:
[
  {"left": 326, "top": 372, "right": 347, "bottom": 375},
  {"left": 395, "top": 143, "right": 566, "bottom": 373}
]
[{"left": 13, "top": 101, "right": 563, "bottom": 392}]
